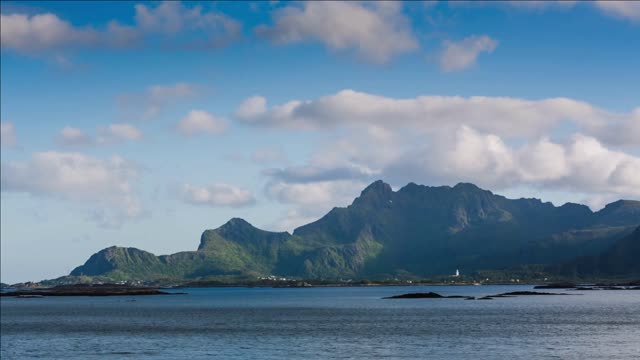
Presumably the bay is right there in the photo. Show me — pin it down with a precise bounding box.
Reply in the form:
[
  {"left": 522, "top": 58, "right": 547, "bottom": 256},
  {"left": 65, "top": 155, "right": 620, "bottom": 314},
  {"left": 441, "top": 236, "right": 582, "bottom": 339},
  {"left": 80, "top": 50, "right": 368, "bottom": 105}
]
[{"left": 2, "top": 285, "right": 639, "bottom": 359}]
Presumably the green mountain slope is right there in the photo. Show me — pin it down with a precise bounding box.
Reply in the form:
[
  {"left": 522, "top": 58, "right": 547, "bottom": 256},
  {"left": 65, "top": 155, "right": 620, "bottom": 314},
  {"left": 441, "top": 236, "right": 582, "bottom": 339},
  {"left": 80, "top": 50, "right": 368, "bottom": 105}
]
[{"left": 64, "top": 181, "right": 640, "bottom": 282}]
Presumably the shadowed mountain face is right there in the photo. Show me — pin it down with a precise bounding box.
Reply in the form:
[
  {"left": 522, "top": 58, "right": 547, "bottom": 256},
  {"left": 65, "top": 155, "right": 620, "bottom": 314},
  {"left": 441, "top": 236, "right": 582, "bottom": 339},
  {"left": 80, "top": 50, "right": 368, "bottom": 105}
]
[
  {"left": 68, "top": 181, "right": 640, "bottom": 281},
  {"left": 554, "top": 226, "right": 640, "bottom": 277}
]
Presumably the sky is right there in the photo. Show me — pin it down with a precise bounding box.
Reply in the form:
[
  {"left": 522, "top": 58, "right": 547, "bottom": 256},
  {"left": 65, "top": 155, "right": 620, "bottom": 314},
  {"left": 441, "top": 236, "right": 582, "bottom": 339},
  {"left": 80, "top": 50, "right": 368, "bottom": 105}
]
[{"left": 1, "top": 1, "right": 639, "bottom": 283}]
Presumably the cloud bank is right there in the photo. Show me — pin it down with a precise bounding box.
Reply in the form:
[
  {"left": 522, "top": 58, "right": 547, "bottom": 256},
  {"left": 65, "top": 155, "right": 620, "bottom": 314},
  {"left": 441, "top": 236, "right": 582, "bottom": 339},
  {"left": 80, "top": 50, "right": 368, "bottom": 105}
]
[
  {"left": 234, "top": 90, "right": 640, "bottom": 230},
  {"left": 181, "top": 183, "right": 255, "bottom": 207},
  {"left": 0, "top": 2, "right": 241, "bottom": 54},
  {"left": 1, "top": 152, "right": 143, "bottom": 226},
  {"left": 57, "top": 124, "right": 142, "bottom": 146}
]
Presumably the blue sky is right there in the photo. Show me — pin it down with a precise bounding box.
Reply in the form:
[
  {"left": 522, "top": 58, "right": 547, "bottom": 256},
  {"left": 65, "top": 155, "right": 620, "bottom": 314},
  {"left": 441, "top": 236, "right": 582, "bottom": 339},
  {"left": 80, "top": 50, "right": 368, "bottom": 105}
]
[{"left": 1, "top": 1, "right": 639, "bottom": 283}]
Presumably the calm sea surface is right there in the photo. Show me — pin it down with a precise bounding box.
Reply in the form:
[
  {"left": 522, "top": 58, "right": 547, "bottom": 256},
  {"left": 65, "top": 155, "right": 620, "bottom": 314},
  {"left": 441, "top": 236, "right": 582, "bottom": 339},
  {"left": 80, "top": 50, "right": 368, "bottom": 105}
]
[{"left": 1, "top": 285, "right": 639, "bottom": 359}]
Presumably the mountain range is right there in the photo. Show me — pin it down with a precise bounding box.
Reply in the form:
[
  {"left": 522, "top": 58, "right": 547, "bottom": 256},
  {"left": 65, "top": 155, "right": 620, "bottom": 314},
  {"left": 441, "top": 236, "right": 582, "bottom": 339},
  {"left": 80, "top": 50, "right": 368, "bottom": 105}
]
[{"left": 64, "top": 181, "right": 640, "bottom": 283}]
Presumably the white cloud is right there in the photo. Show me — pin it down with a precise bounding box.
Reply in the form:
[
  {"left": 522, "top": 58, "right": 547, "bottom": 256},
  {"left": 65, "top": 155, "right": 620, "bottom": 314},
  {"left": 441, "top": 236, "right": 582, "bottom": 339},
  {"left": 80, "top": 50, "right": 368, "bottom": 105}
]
[
  {"left": 1, "top": 2, "right": 241, "bottom": 54},
  {"left": 134, "top": 1, "right": 241, "bottom": 47},
  {"left": 176, "top": 110, "right": 227, "bottom": 137},
  {"left": 118, "top": 83, "right": 199, "bottom": 120},
  {"left": 0, "top": 13, "right": 99, "bottom": 53},
  {"left": 589, "top": 108, "right": 640, "bottom": 148},
  {"left": 516, "top": 137, "right": 570, "bottom": 181},
  {"left": 100, "top": 123, "right": 143, "bottom": 142},
  {"left": 1, "top": 152, "right": 142, "bottom": 225},
  {"left": 265, "top": 179, "right": 366, "bottom": 207},
  {"left": 264, "top": 128, "right": 640, "bottom": 223},
  {"left": 593, "top": 1, "right": 640, "bottom": 22},
  {"left": 135, "top": 1, "right": 192, "bottom": 34},
  {"left": 428, "top": 127, "right": 640, "bottom": 198},
  {"left": 264, "top": 179, "right": 368, "bottom": 231},
  {"left": 234, "top": 89, "right": 626, "bottom": 141},
  {"left": 270, "top": 208, "right": 321, "bottom": 233},
  {"left": 387, "top": 128, "right": 640, "bottom": 199},
  {"left": 256, "top": 1, "right": 418, "bottom": 63},
  {"left": 57, "top": 124, "right": 142, "bottom": 146},
  {"left": 1, "top": 122, "right": 17, "bottom": 147},
  {"left": 181, "top": 183, "right": 255, "bottom": 207},
  {"left": 245, "top": 91, "right": 639, "bottom": 228},
  {"left": 235, "top": 96, "right": 267, "bottom": 120},
  {"left": 562, "top": 134, "right": 640, "bottom": 195},
  {"left": 58, "top": 126, "right": 92, "bottom": 146},
  {"left": 423, "top": 126, "right": 516, "bottom": 186},
  {"left": 438, "top": 35, "right": 498, "bottom": 72}
]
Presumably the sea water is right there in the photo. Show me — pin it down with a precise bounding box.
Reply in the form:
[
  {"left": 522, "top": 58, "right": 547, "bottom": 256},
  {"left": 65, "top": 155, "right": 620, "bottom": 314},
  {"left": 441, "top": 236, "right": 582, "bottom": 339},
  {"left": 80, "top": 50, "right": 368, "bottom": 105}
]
[{"left": 2, "top": 285, "right": 639, "bottom": 359}]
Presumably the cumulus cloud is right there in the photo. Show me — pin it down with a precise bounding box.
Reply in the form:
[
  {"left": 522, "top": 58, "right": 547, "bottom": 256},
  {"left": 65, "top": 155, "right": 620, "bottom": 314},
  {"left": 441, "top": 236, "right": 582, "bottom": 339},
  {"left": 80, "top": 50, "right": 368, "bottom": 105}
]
[
  {"left": 99, "top": 123, "right": 143, "bottom": 142},
  {"left": 176, "top": 110, "right": 227, "bottom": 137},
  {"left": 0, "top": 2, "right": 240, "bottom": 54},
  {"left": 235, "top": 96, "right": 267, "bottom": 120},
  {"left": 593, "top": 1, "right": 640, "bottom": 22},
  {"left": 243, "top": 91, "right": 639, "bottom": 229},
  {"left": 1, "top": 122, "right": 18, "bottom": 147},
  {"left": 262, "top": 147, "right": 379, "bottom": 230},
  {"left": 589, "top": 108, "right": 640, "bottom": 148},
  {"left": 134, "top": 1, "right": 241, "bottom": 47},
  {"left": 58, "top": 126, "right": 92, "bottom": 146},
  {"left": 421, "top": 126, "right": 516, "bottom": 186},
  {"left": 1, "top": 152, "right": 142, "bottom": 226},
  {"left": 234, "top": 89, "right": 628, "bottom": 141},
  {"left": 270, "top": 207, "right": 322, "bottom": 233},
  {"left": 401, "top": 127, "right": 640, "bottom": 196},
  {"left": 264, "top": 127, "right": 640, "bottom": 229},
  {"left": 0, "top": 13, "right": 100, "bottom": 53},
  {"left": 256, "top": 1, "right": 418, "bottom": 63},
  {"left": 438, "top": 35, "right": 498, "bottom": 72},
  {"left": 118, "top": 83, "right": 199, "bottom": 120},
  {"left": 57, "top": 124, "right": 142, "bottom": 146},
  {"left": 180, "top": 183, "right": 255, "bottom": 207},
  {"left": 265, "top": 178, "right": 366, "bottom": 207},
  {"left": 264, "top": 178, "right": 368, "bottom": 231}
]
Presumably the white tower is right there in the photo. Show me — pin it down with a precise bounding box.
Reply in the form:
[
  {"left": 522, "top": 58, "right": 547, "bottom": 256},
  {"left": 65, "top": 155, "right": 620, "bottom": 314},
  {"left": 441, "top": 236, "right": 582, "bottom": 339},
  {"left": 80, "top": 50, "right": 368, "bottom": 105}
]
[{"left": 455, "top": 269, "right": 460, "bottom": 277}]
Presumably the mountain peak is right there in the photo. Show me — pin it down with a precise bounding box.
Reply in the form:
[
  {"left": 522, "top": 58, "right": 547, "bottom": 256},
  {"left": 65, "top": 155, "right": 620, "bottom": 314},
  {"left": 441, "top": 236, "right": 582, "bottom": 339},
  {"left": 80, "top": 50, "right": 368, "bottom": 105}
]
[
  {"left": 70, "top": 246, "right": 158, "bottom": 277},
  {"left": 218, "top": 217, "right": 254, "bottom": 231},
  {"left": 602, "top": 199, "right": 640, "bottom": 210},
  {"left": 353, "top": 180, "right": 394, "bottom": 207},
  {"left": 361, "top": 180, "right": 392, "bottom": 194},
  {"left": 559, "top": 202, "right": 592, "bottom": 214},
  {"left": 595, "top": 199, "right": 640, "bottom": 226},
  {"left": 453, "top": 182, "right": 483, "bottom": 192},
  {"left": 199, "top": 217, "right": 291, "bottom": 250}
]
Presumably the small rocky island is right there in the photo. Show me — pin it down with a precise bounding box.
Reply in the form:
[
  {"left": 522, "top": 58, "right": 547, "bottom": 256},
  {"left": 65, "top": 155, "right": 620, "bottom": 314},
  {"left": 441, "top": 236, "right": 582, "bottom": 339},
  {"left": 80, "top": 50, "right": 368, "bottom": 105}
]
[
  {"left": 0, "top": 284, "right": 178, "bottom": 297},
  {"left": 385, "top": 290, "right": 572, "bottom": 300},
  {"left": 384, "top": 292, "right": 474, "bottom": 299}
]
